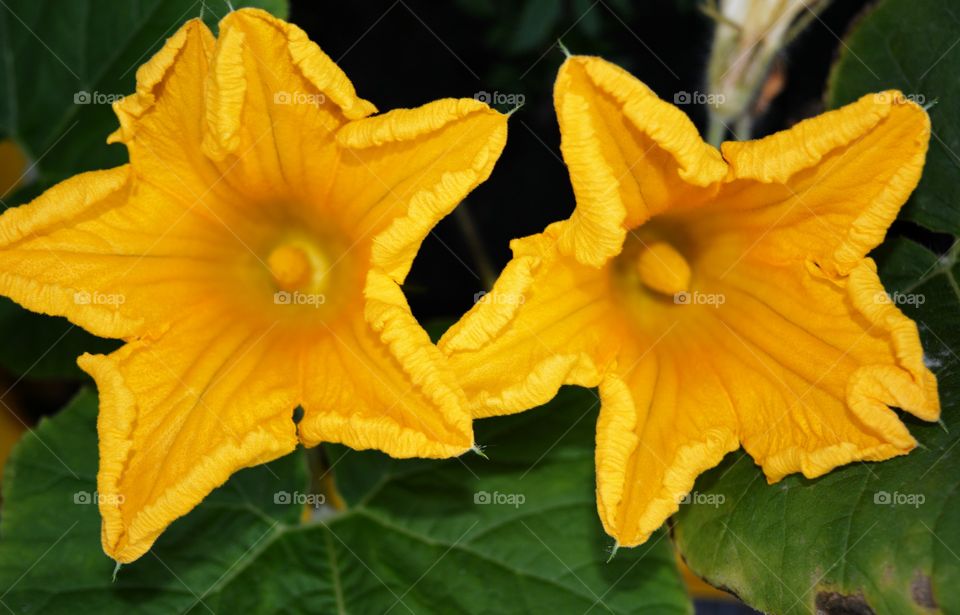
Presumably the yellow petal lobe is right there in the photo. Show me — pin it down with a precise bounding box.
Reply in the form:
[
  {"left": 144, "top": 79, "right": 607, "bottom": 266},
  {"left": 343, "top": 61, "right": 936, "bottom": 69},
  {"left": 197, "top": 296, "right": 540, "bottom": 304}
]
[
  {"left": 553, "top": 56, "right": 727, "bottom": 267},
  {"left": 334, "top": 98, "right": 508, "bottom": 282}
]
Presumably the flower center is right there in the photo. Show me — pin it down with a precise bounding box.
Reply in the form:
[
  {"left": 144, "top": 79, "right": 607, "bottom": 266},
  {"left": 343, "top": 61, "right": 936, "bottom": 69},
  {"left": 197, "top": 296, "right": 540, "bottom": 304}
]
[
  {"left": 635, "top": 240, "right": 690, "bottom": 296},
  {"left": 267, "top": 241, "right": 328, "bottom": 292}
]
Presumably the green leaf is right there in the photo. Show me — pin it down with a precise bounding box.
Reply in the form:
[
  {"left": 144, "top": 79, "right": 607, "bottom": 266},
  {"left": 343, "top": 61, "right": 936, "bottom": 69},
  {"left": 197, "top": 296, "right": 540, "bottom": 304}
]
[
  {"left": 321, "top": 388, "right": 691, "bottom": 614},
  {"left": 672, "top": 238, "right": 960, "bottom": 614},
  {"left": 0, "top": 388, "right": 309, "bottom": 613},
  {"left": 1, "top": 387, "right": 692, "bottom": 613},
  {"left": 509, "top": 0, "right": 563, "bottom": 54},
  {"left": 0, "top": 0, "right": 288, "bottom": 188},
  {"left": 826, "top": 0, "right": 960, "bottom": 235},
  {"left": 572, "top": 0, "right": 602, "bottom": 39},
  {"left": 0, "top": 297, "right": 119, "bottom": 380}
]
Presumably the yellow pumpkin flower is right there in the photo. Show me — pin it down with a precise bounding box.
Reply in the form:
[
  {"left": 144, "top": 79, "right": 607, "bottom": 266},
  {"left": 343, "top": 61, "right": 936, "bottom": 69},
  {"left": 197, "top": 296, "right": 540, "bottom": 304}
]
[
  {"left": 440, "top": 55, "right": 939, "bottom": 549},
  {"left": 0, "top": 8, "right": 507, "bottom": 563}
]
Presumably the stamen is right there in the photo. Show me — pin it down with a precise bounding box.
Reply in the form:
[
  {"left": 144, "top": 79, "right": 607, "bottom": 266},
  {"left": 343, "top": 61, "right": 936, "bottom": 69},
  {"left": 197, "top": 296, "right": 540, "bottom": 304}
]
[
  {"left": 268, "top": 244, "right": 312, "bottom": 292},
  {"left": 636, "top": 241, "right": 691, "bottom": 296}
]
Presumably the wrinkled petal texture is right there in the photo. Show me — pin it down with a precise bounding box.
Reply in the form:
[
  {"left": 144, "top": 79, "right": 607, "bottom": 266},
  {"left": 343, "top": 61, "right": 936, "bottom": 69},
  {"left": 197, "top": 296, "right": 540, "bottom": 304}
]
[
  {"left": 0, "top": 9, "right": 507, "bottom": 563},
  {"left": 553, "top": 56, "right": 727, "bottom": 267},
  {"left": 441, "top": 224, "right": 622, "bottom": 416},
  {"left": 444, "top": 55, "right": 939, "bottom": 548}
]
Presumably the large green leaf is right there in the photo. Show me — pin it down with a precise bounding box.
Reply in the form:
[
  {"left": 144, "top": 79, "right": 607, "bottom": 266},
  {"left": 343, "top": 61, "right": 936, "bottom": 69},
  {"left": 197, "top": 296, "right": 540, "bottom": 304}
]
[
  {"left": 0, "top": 0, "right": 287, "bottom": 185},
  {"left": 672, "top": 237, "right": 960, "bottom": 614},
  {"left": 0, "top": 388, "right": 310, "bottom": 613},
  {"left": 826, "top": 0, "right": 960, "bottom": 235},
  {"left": 322, "top": 389, "right": 691, "bottom": 614},
  {"left": 0, "top": 387, "right": 692, "bottom": 613}
]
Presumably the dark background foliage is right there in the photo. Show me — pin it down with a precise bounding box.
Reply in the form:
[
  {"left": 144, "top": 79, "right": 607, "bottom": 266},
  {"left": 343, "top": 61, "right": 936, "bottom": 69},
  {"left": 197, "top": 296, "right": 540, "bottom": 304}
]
[{"left": 295, "top": 0, "right": 875, "bottom": 322}]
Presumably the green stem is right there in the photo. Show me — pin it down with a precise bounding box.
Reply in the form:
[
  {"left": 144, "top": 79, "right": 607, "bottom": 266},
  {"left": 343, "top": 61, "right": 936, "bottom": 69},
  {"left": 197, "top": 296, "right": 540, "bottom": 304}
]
[
  {"left": 734, "top": 113, "right": 753, "bottom": 141},
  {"left": 706, "top": 112, "right": 728, "bottom": 147},
  {"left": 454, "top": 202, "right": 497, "bottom": 290}
]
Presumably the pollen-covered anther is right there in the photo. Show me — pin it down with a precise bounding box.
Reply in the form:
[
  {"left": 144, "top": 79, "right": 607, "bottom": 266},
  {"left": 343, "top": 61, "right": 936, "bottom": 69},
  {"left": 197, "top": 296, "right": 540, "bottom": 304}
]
[
  {"left": 268, "top": 244, "right": 314, "bottom": 292},
  {"left": 267, "top": 239, "right": 331, "bottom": 294},
  {"left": 635, "top": 240, "right": 691, "bottom": 296}
]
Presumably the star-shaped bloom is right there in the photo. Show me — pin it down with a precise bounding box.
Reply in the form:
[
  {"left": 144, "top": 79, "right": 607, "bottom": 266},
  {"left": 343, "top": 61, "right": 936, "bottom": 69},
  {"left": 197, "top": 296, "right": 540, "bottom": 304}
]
[
  {"left": 440, "top": 56, "right": 939, "bottom": 548},
  {"left": 0, "top": 9, "right": 507, "bottom": 563}
]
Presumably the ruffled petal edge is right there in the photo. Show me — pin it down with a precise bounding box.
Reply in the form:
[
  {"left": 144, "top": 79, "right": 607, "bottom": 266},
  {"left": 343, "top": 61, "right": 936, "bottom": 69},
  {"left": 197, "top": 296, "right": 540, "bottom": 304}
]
[
  {"left": 78, "top": 346, "right": 298, "bottom": 563},
  {"left": 201, "top": 8, "right": 377, "bottom": 160},
  {"left": 440, "top": 223, "right": 603, "bottom": 418},
  {"left": 554, "top": 55, "right": 727, "bottom": 267},
  {"left": 108, "top": 19, "right": 214, "bottom": 146},
  {"left": 722, "top": 91, "right": 930, "bottom": 275},
  {"left": 757, "top": 258, "right": 941, "bottom": 482},
  {"left": 596, "top": 372, "right": 739, "bottom": 547},
  {"left": 0, "top": 166, "right": 145, "bottom": 339},
  {"left": 439, "top": 228, "right": 557, "bottom": 354},
  {"left": 337, "top": 98, "right": 508, "bottom": 283},
  {"left": 297, "top": 268, "right": 473, "bottom": 458}
]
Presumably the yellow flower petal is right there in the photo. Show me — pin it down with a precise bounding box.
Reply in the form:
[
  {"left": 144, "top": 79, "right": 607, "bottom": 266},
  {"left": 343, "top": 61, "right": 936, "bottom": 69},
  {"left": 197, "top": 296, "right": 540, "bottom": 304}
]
[
  {"left": 0, "top": 165, "right": 264, "bottom": 340},
  {"left": 553, "top": 56, "right": 727, "bottom": 267},
  {"left": 441, "top": 223, "right": 619, "bottom": 417},
  {"left": 201, "top": 7, "right": 375, "bottom": 182},
  {"left": 595, "top": 350, "right": 739, "bottom": 546},
  {"left": 78, "top": 314, "right": 300, "bottom": 563},
  {"left": 595, "top": 253, "right": 938, "bottom": 546},
  {"left": 334, "top": 98, "right": 508, "bottom": 282},
  {"left": 109, "top": 19, "right": 217, "bottom": 199},
  {"left": 717, "top": 91, "right": 931, "bottom": 276},
  {"left": 298, "top": 269, "right": 472, "bottom": 458},
  {"left": 717, "top": 257, "right": 939, "bottom": 482},
  {"left": 0, "top": 167, "right": 137, "bottom": 337}
]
